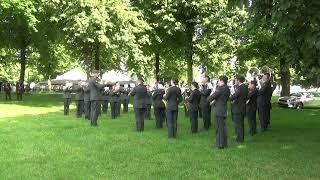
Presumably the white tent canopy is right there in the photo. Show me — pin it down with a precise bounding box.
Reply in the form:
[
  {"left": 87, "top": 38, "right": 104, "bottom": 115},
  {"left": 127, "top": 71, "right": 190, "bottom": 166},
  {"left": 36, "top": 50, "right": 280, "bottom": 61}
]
[
  {"left": 102, "top": 70, "right": 132, "bottom": 83},
  {"left": 55, "top": 68, "right": 87, "bottom": 81}
]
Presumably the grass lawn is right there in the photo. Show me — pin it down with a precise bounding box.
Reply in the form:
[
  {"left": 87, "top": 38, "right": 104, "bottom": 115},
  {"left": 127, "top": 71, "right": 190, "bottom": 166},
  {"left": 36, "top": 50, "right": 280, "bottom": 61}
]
[{"left": 0, "top": 93, "right": 319, "bottom": 179}]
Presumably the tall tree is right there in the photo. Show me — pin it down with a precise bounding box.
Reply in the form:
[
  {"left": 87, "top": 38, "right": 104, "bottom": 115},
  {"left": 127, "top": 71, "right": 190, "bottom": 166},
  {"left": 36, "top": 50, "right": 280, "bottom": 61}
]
[
  {"left": 133, "top": 0, "right": 246, "bottom": 84},
  {"left": 0, "top": 0, "right": 40, "bottom": 83},
  {"left": 50, "top": 0, "right": 150, "bottom": 74},
  {"left": 131, "top": 0, "right": 185, "bottom": 81},
  {"left": 240, "top": 0, "right": 320, "bottom": 95}
]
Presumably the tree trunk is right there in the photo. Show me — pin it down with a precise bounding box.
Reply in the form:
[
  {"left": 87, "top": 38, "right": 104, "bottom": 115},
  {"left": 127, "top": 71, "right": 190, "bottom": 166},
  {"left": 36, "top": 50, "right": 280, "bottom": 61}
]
[
  {"left": 19, "top": 40, "right": 27, "bottom": 83},
  {"left": 280, "top": 57, "right": 290, "bottom": 96},
  {"left": 186, "top": 23, "right": 194, "bottom": 85},
  {"left": 155, "top": 52, "right": 160, "bottom": 81},
  {"left": 94, "top": 42, "right": 100, "bottom": 70}
]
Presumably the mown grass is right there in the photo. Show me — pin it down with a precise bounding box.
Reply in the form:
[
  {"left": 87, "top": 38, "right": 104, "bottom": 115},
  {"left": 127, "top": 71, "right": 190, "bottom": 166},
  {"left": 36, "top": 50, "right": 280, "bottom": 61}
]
[{"left": 0, "top": 93, "right": 319, "bottom": 179}]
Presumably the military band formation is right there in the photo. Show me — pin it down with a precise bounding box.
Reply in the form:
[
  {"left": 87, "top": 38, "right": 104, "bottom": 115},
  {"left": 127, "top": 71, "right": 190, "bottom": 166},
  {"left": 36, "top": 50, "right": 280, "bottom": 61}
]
[{"left": 60, "top": 69, "right": 275, "bottom": 149}]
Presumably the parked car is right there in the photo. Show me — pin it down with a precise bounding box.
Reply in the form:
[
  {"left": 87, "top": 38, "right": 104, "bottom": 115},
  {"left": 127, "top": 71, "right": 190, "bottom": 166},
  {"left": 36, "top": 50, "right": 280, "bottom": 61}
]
[{"left": 278, "top": 92, "right": 320, "bottom": 109}]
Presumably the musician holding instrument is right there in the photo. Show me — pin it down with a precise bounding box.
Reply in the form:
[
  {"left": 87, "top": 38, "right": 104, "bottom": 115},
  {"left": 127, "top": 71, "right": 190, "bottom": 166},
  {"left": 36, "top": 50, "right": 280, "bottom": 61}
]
[
  {"left": 199, "top": 75, "right": 212, "bottom": 130},
  {"left": 163, "top": 78, "right": 183, "bottom": 138},
  {"left": 102, "top": 85, "right": 110, "bottom": 114},
  {"left": 121, "top": 84, "right": 130, "bottom": 113},
  {"left": 268, "top": 76, "right": 277, "bottom": 128},
  {"left": 207, "top": 76, "right": 230, "bottom": 149},
  {"left": 152, "top": 82, "right": 166, "bottom": 128},
  {"left": 89, "top": 70, "right": 107, "bottom": 127},
  {"left": 145, "top": 85, "right": 152, "bottom": 120},
  {"left": 63, "top": 81, "right": 73, "bottom": 116},
  {"left": 110, "top": 82, "right": 121, "bottom": 119},
  {"left": 246, "top": 80, "right": 258, "bottom": 136},
  {"left": 75, "top": 81, "right": 85, "bottom": 118},
  {"left": 129, "top": 78, "right": 148, "bottom": 132},
  {"left": 117, "top": 83, "right": 124, "bottom": 116},
  {"left": 182, "top": 87, "right": 191, "bottom": 117},
  {"left": 257, "top": 72, "right": 272, "bottom": 132},
  {"left": 186, "top": 82, "right": 201, "bottom": 133},
  {"left": 83, "top": 81, "right": 91, "bottom": 120},
  {"left": 230, "top": 75, "right": 248, "bottom": 143}
]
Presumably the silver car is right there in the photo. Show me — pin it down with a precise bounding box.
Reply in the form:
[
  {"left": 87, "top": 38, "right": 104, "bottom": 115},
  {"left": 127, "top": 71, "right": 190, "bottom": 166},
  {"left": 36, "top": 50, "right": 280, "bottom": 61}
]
[{"left": 278, "top": 92, "right": 320, "bottom": 109}]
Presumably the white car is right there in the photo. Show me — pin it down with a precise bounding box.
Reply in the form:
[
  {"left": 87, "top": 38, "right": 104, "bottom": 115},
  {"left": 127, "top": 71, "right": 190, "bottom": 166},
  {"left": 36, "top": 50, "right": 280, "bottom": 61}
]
[{"left": 278, "top": 92, "right": 320, "bottom": 109}]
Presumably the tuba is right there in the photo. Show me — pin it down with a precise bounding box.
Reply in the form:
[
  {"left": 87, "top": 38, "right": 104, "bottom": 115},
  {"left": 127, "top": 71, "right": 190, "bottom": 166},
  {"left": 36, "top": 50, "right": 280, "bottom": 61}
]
[
  {"left": 260, "top": 66, "right": 272, "bottom": 78},
  {"left": 246, "top": 67, "right": 260, "bottom": 82},
  {"left": 246, "top": 66, "right": 272, "bottom": 88}
]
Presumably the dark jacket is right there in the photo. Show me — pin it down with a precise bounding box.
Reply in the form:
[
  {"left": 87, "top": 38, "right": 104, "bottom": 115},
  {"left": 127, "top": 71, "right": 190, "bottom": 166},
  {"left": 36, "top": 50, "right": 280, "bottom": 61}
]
[
  {"left": 16, "top": 83, "right": 24, "bottom": 94},
  {"left": 207, "top": 84, "right": 230, "bottom": 117},
  {"left": 4, "top": 83, "right": 11, "bottom": 93},
  {"left": 110, "top": 89, "right": 120, "bottom": 103},
  {"left": 230, "top": 84, "right": 248, "bottom": 114},
  {"left": 257, "top": 80, "right": 272, "bottom": 108},
  {"left": 247, "top": 88, "right": 258, "bottom": 112},
  {"left": 200, "top": 84, "right": 211, "bottom": 108},
  {"left": 152, "top": 89, "right": 165, "bottom": 108},
  {"left": 89, "top": 77, "right": 106, "bottom": 101},
  {"left": 83, "top": 86, "right": 90, "bottom": 102},
  {"left": 120, "top": 89, "right": 129, "bottom": 101},
  {"left": 75, "top": 86, "right": 84, "bottom": 100},
  {"left": 269, "top": 81, "right": 277, "bottom": 108},
  {"left": 145, "top": 91, "right": 152, "bottom": 105},
  {"left": 187, "top": 89, "right": 201, "bottom": 112},
  {"left": 63, "top": 86, "right": 72, "bottom": 99},
  {"left": 163, "top": 86, "right": 183, "bottom": 111},
  {"left": 129, "top": 84, "right": 148, "bottom": 109},
  {"left": 102, "top": 90, "right": 109, "bottom": 101}
]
